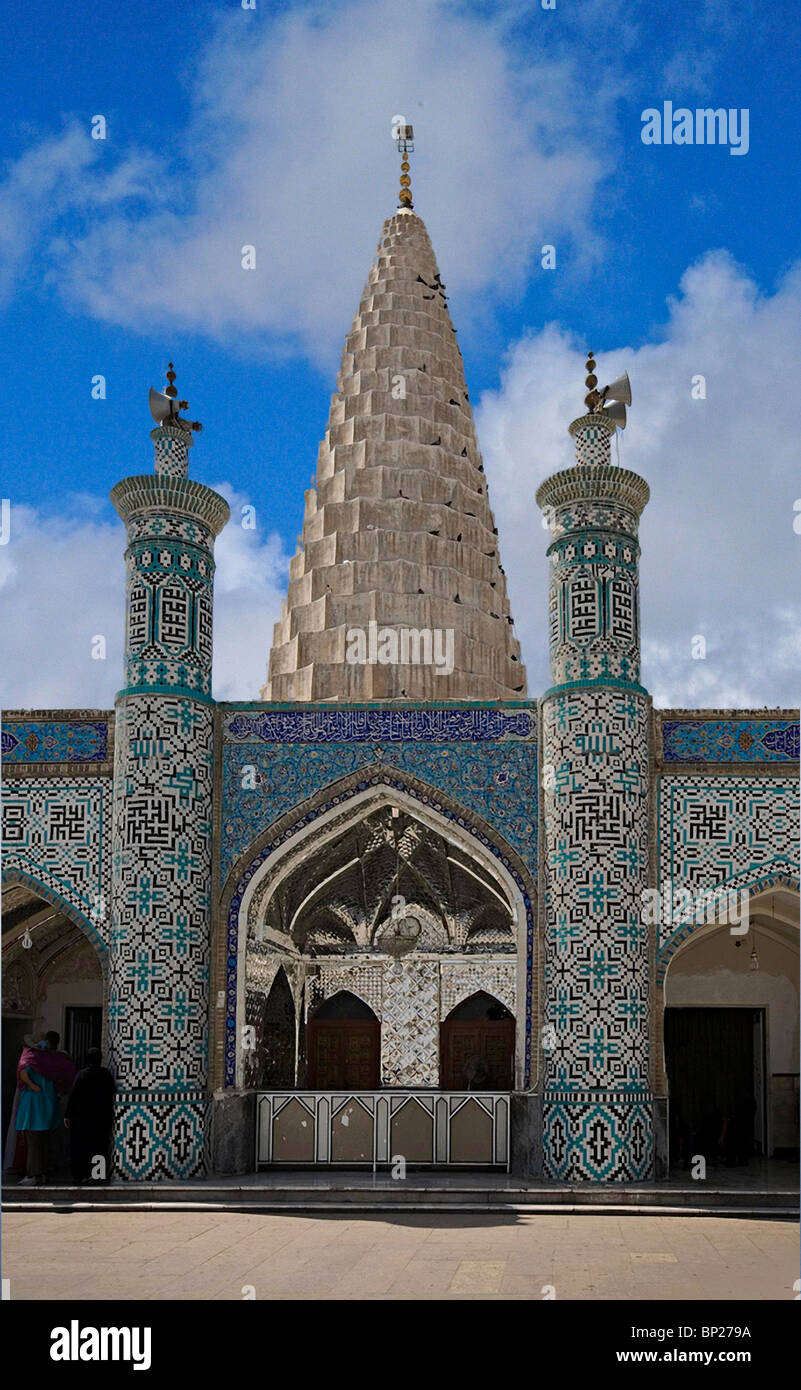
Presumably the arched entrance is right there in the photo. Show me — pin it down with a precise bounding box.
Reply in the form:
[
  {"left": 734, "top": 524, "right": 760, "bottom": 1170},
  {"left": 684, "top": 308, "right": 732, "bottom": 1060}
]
[
  {"left": 220, "top": 773, "right": 535, "bottom": 1094},
  {"left": 440, "top": 991, "right": 515, "bottom": 1090},
  {"left": 307, "top": 991, "right": 380, "bottom": 1089},
  {"left": 662, "top": 886, "right": 799, "bottom": 1167},
  {"left": 2, "top": 877, "right": 108, "bottom": 1176}
]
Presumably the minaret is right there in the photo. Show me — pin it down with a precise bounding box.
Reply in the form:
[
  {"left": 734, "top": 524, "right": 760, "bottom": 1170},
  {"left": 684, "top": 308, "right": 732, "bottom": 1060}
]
[
  {"left": 263, "top": 130, "right": 526, "bottom": 701},
  {"left": 109, "top": 367, "right": 229, "bottom": 1179},
  {"left": 536, "top": 355, "right": 654, "bottom": 1180}
]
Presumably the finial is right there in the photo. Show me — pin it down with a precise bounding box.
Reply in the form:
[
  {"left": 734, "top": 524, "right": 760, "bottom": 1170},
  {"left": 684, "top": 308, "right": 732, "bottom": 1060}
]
[
  {"left": 583, "top": 351, "right": 600, "bottom": 413},
  {"left": 578, "top": 349, "right": 632, "bottom": 429},
  {"left": 148, "top": 362, "right": 203, "bottom": 432},
  {"left": 393, "top": 119, "right": 414, "bottom": 210}
]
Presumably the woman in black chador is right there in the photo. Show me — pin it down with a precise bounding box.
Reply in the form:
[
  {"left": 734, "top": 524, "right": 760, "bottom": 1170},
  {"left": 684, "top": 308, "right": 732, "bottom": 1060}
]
[{"left": 64, "top": 1048, "right": 116, "bottom": 1183}]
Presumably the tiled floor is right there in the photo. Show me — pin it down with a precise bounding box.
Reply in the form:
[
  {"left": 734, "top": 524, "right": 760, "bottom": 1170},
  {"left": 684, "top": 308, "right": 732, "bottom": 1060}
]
[{"left": 3, "top": 1210, "right": 798, "bottom": 1300}]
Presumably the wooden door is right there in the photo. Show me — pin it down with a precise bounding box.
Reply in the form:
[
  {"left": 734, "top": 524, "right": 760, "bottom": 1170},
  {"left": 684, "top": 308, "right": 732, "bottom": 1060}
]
[
  {"left": 440, "top": 1019, "right": 515, "bottom": 1090},
  {"left": 307, "top": 1019, "right": 380, "bottom": 1089}
]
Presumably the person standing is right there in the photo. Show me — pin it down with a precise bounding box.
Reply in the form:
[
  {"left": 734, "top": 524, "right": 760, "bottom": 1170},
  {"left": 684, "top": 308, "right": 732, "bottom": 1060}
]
[
  {"left": 16, "top": 1041, "right": 58, "bottom": 1186},
  {"left": 64, "top": 1047, "right": 116, "bottom": 1183}
]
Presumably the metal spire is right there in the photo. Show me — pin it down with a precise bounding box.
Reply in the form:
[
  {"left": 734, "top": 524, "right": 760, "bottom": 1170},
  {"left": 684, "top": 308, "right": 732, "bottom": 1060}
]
[{"left": 395, "top": 121, "right": 414, "bottom": 210}]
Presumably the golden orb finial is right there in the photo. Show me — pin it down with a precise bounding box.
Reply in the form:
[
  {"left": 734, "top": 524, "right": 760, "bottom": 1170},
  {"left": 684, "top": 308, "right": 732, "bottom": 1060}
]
[{"left": 393, "top": 119, "right": 415, "bottom": 209}]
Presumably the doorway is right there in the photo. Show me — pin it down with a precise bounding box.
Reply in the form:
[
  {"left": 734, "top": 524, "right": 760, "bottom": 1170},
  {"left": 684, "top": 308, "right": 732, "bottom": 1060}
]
[
  {"left": 440, "top": 991, "right": 515, "bottom": 1090},
  {"left": 65, "top": 1006, "right": 102, "bottom": 1071},
  {"left": 307, "top": 992, "right": 380, "bottom": 1089},
  {"left": 665, "top": 1007, "right": 765, "bottom": 1166}
]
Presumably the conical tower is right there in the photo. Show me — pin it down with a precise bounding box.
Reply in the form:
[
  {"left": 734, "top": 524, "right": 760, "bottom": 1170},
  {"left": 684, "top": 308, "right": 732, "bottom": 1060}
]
[{"left": 263, "top": 150, "right": 526, "bottom": 702}]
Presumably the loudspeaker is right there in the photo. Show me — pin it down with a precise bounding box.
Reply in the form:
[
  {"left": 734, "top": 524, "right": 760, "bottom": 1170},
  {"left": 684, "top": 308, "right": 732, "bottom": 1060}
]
[
  {"left": 148, "top": 386, "right": 178, "bottom": 424},
  {"left": 603, "top": 400, "right": 627, "bottom": 429},
  {"left": 601, "top": 370, "right": 631, "bottom": 406}
]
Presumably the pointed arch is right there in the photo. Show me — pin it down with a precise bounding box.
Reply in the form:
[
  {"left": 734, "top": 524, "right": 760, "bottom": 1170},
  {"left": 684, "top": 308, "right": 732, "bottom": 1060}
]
[
  {"left": 1, "top": 866, "right": 109, "bottom": 964},
  {"left": 216, "top": 762, "right": 537, "bottom": 1091}
]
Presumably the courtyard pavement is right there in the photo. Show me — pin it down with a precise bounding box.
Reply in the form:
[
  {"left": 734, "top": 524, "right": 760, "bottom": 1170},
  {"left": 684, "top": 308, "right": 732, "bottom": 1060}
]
[{"left": 3, "top": 1209, "right": 798, "bottom": 1300}]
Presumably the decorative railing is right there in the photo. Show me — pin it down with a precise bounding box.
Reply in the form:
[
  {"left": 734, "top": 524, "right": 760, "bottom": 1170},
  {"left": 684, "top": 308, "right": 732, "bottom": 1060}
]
[{"left": 256, "top": 1090, "right": 510, "bottom": 1170}]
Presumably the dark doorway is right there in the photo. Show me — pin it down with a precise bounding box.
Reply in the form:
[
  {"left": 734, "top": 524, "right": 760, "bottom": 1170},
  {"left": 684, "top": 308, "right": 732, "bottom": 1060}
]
[
  {"left": 261, "top": 969, "right": 296, "bottom": 1087},
  {"left": 440, "top": 991, "right": 515, "bottom": 1090},
  {"left": 307, "top": 992, "right": 380, "bottom": 1089},
  {"left": 65, "top": 1006, "right": 102, "bottom": 1071},
  {"left": 665, "top": 1007, "right": 763, "bottom": 1166}
]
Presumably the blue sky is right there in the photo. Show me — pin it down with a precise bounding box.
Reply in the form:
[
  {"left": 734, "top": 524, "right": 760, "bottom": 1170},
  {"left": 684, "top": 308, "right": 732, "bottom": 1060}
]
[{"left": 1, "top": 0, "right": 799, "bottom": 706}]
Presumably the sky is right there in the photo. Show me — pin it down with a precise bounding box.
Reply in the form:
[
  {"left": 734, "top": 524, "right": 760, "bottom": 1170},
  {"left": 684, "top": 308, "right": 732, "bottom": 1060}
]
[{"left": 0, "top": 0, "right": 798, "bottom": 709}]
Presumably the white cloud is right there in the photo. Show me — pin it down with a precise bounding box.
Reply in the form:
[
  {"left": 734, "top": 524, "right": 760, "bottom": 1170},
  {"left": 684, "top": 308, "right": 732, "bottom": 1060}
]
[
  {"left": 0, "top": 123, "right": 163, "bottom": 306},
  {"left": 476, "top": 252, "right": 801, "bottom": 708},
  {"left": 0, "top": 489, "right": 289, "bottom": 709},
  {"left": 1, "top": 0, "right": 611, "bottom": 362},
  {"left": 2, "top": 258, "right": 796, "bottom": 713},
  {"left": 209, "top": 483, "right": 289, "bottom": 700}
]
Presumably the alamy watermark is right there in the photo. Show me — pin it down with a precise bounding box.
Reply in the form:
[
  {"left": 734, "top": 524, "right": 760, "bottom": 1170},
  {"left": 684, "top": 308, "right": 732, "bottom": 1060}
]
[
  {"left": 345, "top": 621, "right": 454, "bottom": 676},
  {"left": 640, "top": 879, "right": 749, "bottom": 933},
  {"left": 641, "top": 102, "right": 749, "bottom": 155}
]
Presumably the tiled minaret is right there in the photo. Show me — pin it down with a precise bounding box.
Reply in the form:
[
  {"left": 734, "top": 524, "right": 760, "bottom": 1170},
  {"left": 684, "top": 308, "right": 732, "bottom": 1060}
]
[
  {"left": 536, "top": 355, "right": 654, "bottom": 1180},
  {"left": 264, "top": 137, "right": 525, "bottom": 701},
  {"left": 109, "top": 368, "right": 229, "bottom": 1179}
]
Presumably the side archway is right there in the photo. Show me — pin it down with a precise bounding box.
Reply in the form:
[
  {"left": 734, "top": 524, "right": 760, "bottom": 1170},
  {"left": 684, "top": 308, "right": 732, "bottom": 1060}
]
[
  {"left": 2, "top": 870, "right": 109, "bottom": 1171},
  {"left": 656, "top": 881, "right": 799, "bottom": 1165}
]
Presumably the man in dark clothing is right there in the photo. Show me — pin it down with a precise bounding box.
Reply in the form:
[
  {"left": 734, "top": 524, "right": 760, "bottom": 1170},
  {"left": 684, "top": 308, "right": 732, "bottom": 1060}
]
[{"left": 64, "top": 1048, "right": 116, "bottom": 1184}]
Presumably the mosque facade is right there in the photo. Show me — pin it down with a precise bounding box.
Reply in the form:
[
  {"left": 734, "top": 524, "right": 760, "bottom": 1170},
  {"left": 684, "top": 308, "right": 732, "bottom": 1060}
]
[{"left": 2, "top": 174, "right": 798, "bottom": 1184}]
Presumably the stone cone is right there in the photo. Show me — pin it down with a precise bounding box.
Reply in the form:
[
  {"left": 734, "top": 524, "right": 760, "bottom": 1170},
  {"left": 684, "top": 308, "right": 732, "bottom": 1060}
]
[{"left": 263, "top": 209, "right": 527, "bottom": 701}]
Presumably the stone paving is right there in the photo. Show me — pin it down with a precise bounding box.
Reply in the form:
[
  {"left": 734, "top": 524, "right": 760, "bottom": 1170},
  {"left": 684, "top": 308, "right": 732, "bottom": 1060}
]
[{"left": 3, "top": 1211, "right": 798, "bottom": 1301}]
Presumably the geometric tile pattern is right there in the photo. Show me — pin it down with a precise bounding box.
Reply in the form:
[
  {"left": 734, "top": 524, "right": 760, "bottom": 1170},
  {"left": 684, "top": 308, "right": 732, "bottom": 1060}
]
[
  {"left": 114, "top": 1089, "right": 206, "bottom": 1179},
  {"left": 546, "top": 532, "right": 641, "bottom": 684},
  {"left": 308, "top": 962, "right": 384, "bottom": 1019},
  {"left": 661, "top": 718, "right": 800, "bottom": 763},
  {"left": 543, "top": 1095, "right": 653, "bottom": 1181},
  {"left": 123, "top": 529, "right": 215, "bottom": 700},
  {"left": 1, "top": 778, "right": 111, "bottom": 940},
  {"left": 541, "top": 686, "right": 653, "bottom": 1179},
  {"left": 537, "top": 419, "right": 649, "bottom": 691},
  {"left": 572, "top": 419, "right": 615, "bottom": 470},
  {"left": 153, "top": 428, "right": 190, "bottom": 480},
  {"left": 1, "top": 718, "right": 109, "bottom": 764},
  {"left": 107, "top": 440, "right": 229, "bottom": 1179},
  {"left": 380, "top": 960, "right": 440, "bottom": 1086},
  {"left": 656, "top": 775, "right": 799, "bottom": 957},
  {"left": 440, "top": 961, "right": 516, "bottom": 1020},
  {"left": 110, "top": 695, "right": 214, "bottom": 1097},
  {"left": 220, "top": 714, "right": 538, "bottom": 887}
]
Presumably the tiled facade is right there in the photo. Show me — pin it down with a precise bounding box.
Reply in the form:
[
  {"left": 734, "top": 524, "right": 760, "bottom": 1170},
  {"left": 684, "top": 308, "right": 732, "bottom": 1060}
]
[{"left": 1, "top": 207, "right": 798, "bottom": 1183}]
